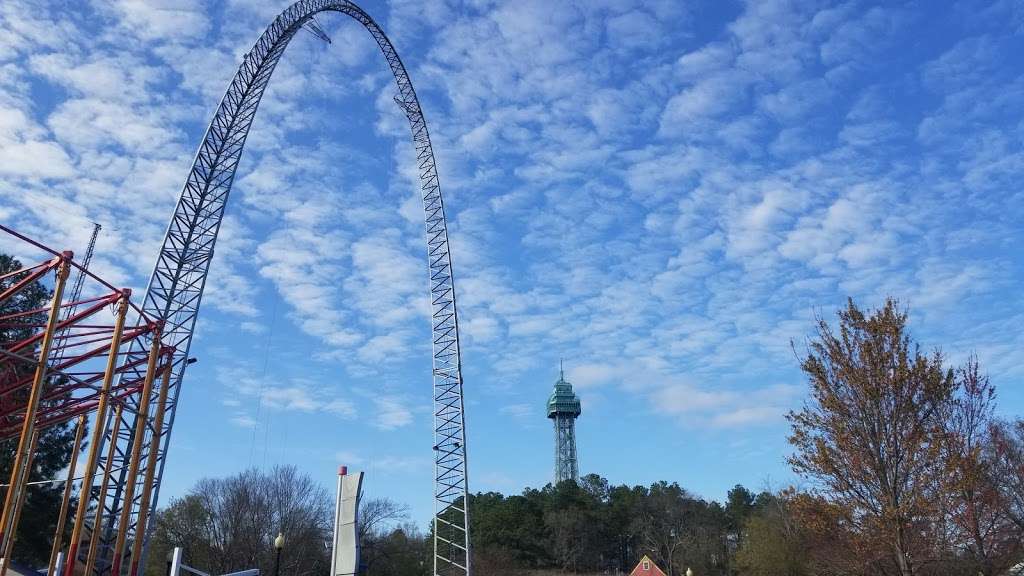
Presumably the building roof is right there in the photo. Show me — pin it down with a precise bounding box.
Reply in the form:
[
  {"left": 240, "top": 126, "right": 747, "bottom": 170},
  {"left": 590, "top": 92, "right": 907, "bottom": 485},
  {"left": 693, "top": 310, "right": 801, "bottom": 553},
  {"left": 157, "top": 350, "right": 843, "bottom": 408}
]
[
  {"left": 629, "top": 555, "right": 667, "bottom": 576},
  {"left": 546, "top": 368, "right": 581, "bottom": 418}
]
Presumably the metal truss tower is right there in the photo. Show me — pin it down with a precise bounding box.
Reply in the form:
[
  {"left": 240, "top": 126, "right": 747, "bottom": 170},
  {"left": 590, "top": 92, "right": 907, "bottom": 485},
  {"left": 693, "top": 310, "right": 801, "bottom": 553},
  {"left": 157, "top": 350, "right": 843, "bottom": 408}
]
[
  {"left": 547, "top": 365, "right": 581, "bottom": 484},
  {"left": 90, "top": 3, "right": 471, "bottom": 576},
  {"left": 52, "top": 222, "right": 100, "bottom": 367}
]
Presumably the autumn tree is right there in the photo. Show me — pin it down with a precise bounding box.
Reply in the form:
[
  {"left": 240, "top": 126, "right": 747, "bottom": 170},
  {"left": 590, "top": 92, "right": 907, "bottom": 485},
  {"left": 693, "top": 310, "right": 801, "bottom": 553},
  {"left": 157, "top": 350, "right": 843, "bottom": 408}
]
[
  {"left": 787, "top": 298, "right": 955, "bottom": 576},
  {"left": 941, "top": 358, "right": 1021, "bottom": 575},
  {"left": 990, "top": 419, "right": 1024, "bottom": 532}
]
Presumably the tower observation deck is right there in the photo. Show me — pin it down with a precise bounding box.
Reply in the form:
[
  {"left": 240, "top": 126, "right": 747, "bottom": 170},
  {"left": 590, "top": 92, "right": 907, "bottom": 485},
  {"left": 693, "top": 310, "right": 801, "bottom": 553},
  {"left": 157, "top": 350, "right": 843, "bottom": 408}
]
[{"left": 547, "top": 364, "right": 581, "bottom": 484}]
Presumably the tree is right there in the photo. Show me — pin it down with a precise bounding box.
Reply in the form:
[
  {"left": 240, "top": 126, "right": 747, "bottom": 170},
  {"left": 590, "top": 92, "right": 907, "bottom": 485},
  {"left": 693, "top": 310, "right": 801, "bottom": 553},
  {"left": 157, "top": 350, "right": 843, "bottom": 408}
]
[
  {"left": 544, "top": 480, "right": 604, "bottom": 572},
  {"left": 726, "top": 484, "right": 757, "bottom": 555},
  {"left": 145, "top": 466, "right": 331, "bottom": 576},
  {"left": 941, "top": 358, "right": 1021, "bottom": 575},
  {"left": 990, "top": 419, "right": 1024, "bottom": 532},
  {"left": 734, "top": 492, "right": 807, "bottom": 576},
  {"left": 634, "top": 482, "right": 729, "bottom": 576},
  {"left": 0, "top": 254, "right": 78, "bottom": 566},
  {"left": 606, "top": 483, "right": 646, "bottom": 572},
  {"left": 635, "top": 482, "right": 689, "bottom": 575},
  {"left": 362, "top": 522, "right": 429, "bottom": 576},
  {"left": 726, "top": 485, "right": 756, "bottom": 531},
  {"left": 470, "top": 491, "right": 548, "bottom": 569},
  {"left": 787, "top": 298, "right": 955, "bottom": 576},
  {"left": 359, "top": 497, "right": 415, "bottom": 575},
  {"left": 360, "top": 497, "right": 409, "bottom": 543}
]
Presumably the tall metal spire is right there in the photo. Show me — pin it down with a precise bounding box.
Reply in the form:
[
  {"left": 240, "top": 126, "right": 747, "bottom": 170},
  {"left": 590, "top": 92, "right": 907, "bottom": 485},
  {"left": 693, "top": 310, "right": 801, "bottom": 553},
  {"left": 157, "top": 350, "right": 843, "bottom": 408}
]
[{"left": 547, "top": 363, "right": 581, "bottom": 484}]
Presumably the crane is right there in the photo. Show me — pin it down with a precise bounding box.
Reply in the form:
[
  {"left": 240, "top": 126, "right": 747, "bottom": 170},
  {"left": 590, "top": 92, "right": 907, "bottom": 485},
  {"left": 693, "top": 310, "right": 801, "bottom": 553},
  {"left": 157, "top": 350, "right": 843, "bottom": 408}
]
[{"left": 51, "top": 222, "right": 101, "bottom": 367}]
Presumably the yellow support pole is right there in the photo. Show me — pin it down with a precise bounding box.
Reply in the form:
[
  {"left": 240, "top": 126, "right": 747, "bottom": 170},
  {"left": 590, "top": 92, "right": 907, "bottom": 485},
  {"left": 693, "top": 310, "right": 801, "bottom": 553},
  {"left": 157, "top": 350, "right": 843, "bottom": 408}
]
[
  {"left": 128, "top": 360, "right": 171, "bottom": 576},
  {"left": 64, "top": 289, "right": 130, "bottom": 576},
  {"left": 48, "top": 414, "right": 87, "bottom": 576},
  {"left": 5, "top": 430, "right": 39, "bottom": 572},
  {"left": 84, "top": 404, "right": 123, "bottom": 576},
  {"left": 0, "top": 252, "right": 71, "bottom": 575},
  {"left": 110, "top": 327, "right": 161, "bottom": 576}
]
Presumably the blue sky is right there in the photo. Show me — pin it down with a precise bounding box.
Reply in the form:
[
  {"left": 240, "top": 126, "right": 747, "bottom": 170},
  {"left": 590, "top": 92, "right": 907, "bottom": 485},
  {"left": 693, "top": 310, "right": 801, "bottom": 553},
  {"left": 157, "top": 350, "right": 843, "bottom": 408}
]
[{"left": 1, "top": 0, "right": 1022, "bottom": 526}]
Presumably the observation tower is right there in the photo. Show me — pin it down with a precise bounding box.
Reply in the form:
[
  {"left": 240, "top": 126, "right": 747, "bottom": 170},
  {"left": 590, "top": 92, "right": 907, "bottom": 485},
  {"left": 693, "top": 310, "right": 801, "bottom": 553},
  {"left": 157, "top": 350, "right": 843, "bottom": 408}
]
[{"left": 547, "top": 363, "right": 582, "bottom": 484}]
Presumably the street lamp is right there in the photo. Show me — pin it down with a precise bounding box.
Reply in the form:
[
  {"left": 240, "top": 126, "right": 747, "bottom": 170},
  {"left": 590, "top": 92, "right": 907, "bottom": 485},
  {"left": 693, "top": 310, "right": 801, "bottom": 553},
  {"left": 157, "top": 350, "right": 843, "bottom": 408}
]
[{"left": 273, "top": 533, "right": 284, "bottom": 576}]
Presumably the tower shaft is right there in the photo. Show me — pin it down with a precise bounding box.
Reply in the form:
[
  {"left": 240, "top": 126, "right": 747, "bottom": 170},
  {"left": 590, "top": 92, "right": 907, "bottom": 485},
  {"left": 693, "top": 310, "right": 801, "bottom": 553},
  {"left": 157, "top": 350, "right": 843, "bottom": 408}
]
[
  {"left": 547, "top": 369, "right": 581, "bottom": 484},
  {"left": 553, "top": 414, "right": 579, "bottom": 483}
]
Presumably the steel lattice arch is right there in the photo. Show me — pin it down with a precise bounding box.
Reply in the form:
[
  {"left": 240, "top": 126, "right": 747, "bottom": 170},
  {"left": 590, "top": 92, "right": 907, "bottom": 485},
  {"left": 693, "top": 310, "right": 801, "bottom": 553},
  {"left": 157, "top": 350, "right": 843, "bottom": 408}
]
[{"left": 85, "top": 2, "right": 471, "bottom": 576}]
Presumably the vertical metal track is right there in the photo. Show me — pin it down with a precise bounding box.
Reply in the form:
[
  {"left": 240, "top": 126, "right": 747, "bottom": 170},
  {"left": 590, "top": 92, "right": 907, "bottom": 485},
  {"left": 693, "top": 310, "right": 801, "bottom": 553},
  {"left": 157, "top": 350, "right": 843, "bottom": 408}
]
[{"left": 88, "top": 3, "right": 471, "bottom": 576}]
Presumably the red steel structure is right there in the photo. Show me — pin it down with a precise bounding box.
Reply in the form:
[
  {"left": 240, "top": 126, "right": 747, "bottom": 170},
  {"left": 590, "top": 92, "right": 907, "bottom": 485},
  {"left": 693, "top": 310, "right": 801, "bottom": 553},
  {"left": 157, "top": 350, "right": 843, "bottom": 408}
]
[{"left": 0, "top": 225, "right": 170, "bottom": 576}]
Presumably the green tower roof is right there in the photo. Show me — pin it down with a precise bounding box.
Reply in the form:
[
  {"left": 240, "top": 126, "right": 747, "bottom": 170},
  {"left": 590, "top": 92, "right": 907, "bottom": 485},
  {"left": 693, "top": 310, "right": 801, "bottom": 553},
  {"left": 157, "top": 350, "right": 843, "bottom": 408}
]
[{"left": 547, "top": 368, "right": 581, "bottom": 419}]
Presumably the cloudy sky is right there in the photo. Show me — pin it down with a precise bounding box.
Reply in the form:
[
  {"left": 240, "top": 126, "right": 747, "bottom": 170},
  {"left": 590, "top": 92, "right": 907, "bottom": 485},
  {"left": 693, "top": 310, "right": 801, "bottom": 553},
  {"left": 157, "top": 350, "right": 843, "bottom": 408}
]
[{"left": 1, "top": 0, "right": 1022, "bottom": 524}]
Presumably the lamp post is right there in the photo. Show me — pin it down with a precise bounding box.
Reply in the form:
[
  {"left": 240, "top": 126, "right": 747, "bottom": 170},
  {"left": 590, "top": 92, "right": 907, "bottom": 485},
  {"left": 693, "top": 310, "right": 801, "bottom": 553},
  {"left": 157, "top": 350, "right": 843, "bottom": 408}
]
[{"left": 273, "top": 533, "right": 284, "bottom": 576}]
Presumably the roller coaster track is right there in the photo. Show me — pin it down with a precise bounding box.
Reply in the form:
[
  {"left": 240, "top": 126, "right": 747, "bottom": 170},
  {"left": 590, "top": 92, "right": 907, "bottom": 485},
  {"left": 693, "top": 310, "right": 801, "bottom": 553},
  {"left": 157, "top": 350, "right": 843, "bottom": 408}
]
[{"left": 87, "top": 3, "right": 471, "bottom": 575}]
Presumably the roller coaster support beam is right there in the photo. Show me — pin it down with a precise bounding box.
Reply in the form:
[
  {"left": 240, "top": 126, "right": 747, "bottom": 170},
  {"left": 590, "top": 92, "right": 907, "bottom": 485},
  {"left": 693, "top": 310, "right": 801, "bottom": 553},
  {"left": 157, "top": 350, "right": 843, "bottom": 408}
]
[
  {"left": 49, "top": 414, "right": 87, "bottom": 576},
  {"left": 65, "top": 291, "right": 131, "bottom": 576},
  {"left": 111, "top": 328, "right": 162, "bottom": 576},
  {"left": 1, "top": 430, "right": 38, "bottom": 576},
  {"left": 0, "top": 252, "right": 71, "bottom": 574},
  {"left": 85, "top": 404, "right": 124, "bottom": 576},
  {"left": 128, "top": 357, "right": 171, "bottom": 576}
]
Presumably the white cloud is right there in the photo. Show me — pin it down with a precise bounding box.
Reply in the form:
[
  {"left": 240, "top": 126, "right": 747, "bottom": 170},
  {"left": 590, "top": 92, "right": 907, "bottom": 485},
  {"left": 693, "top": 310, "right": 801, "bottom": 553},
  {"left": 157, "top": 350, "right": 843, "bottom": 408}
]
[
  {"left": 500, "top": 403, "right": 533, "bottom": 419},
  {"left": 0, "top": 140, "right": 74, "bottom": 179},
  {"left": 605, "top": 11, "right": 666, "bottom": 51},
  {"left": 334, "top": 450, "right": 364, "bottom": 466},
  {"left": 230, "top": 414, "right": 257, "bottom": 429},
  {"left": 659, "top": 72, "right": 751, "bottom": 136},
  {"left": 710, "top": 406, "right": 785, "bottom": 428},
  {"left": 373, "top": 396, "right": 414, "bottom": 430},
  {"left": 102, "top": 0, "right": 211, "bottom": 41}
]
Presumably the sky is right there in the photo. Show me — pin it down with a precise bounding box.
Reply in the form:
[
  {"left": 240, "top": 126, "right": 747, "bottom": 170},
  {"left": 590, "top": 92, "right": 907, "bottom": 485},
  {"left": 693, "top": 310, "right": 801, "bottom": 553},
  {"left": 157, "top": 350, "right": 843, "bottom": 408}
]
[{"left": 1, "top": 0, "right": 1022, "bottom": 526}]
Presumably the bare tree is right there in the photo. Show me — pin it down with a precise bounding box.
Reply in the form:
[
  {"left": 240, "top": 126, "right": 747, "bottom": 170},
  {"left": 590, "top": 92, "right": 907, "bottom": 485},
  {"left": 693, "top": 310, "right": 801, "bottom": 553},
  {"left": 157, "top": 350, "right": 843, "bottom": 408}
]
[
  {"left": 146, "top": 466, "right": 331, "bottom": 576},
  {"left": 358, "top": 497, "right": 412, "bottom": 573},
  {"left": 359, "top": 497, "right": 410, "bottom": 541}
]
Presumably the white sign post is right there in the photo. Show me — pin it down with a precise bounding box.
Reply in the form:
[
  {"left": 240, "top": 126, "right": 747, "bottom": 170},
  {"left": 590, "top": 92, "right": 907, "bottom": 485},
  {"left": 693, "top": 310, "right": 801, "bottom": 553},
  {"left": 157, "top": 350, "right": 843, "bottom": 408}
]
[{"left": 330, "top": 466, "right": 363, "bottom": 576}]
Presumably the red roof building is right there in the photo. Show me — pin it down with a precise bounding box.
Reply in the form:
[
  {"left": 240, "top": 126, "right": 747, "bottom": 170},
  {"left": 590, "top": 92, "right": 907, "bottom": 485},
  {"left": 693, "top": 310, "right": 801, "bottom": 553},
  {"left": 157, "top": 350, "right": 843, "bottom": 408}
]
[{"left": 629, "top": 555, "right": 667, "bottom": 576}]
